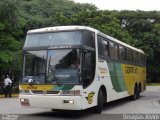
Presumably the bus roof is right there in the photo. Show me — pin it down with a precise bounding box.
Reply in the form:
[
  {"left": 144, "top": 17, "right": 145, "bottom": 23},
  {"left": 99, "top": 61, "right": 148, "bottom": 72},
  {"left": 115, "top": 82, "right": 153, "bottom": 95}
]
[
  {"left": 27, "top": 26, "right": 97, "bottom": 34},
  {"left": 27, "top": 26, "right": 144, "bottom": 54}
]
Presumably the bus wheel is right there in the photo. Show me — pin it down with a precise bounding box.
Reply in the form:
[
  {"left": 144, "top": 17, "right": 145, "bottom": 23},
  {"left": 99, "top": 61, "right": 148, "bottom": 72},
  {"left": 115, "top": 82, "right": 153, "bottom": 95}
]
[
  {"left": 137, "top": 87, "right": 140, "bottom": 99},
  {"left": 93, "top": 89, "right": 103, "bottom": 113},
  {"left": 130, "top": 86, "right": 139, "bottom": 100}
]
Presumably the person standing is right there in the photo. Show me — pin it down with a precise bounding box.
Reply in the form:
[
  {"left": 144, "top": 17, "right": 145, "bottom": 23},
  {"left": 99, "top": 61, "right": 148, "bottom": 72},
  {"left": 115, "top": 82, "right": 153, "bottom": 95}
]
[{"left": 4, "top": 75, "right": 12, "bottom": 98}]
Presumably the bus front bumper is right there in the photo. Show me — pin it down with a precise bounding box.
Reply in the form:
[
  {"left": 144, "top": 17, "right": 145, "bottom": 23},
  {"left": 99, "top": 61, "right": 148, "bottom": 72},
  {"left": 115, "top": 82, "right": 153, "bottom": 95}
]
[{"left": 19, "top": 95, "right": 82, "bottom": 110}]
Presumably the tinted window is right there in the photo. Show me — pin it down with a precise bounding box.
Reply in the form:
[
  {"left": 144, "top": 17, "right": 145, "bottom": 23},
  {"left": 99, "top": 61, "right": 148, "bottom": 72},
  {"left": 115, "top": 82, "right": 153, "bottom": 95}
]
[
  {"left": 25, "top": 31, "right": 82, "bottom": 47},
  {"left": 83, "top": 50, "right": 96, "bottom": 88},
  {"left": 115, "top": 44, "right": 119, "bottom": 60},
  {"left": 98, "top": 36, "right": 103, "bottom": 56},
  {"left": 127, "top": 49, "right": 133, "bottom": 62},
  {"left": 143, "top": 55, "right": 146, "bottom": 65},
  {"left": 98, "top": 36, "right": 109, "bottom": 58},
  {"left": 136, "top": 53, "right": 139, "bottom": 63},
  {"left": 103, "top": 40, "right": 109, "bottom": 57},
  {"left": 46, "top": 49, "right": 80, "bottom": 84},
  {"left": 109, "top": 42, "right": 115, "bottom": 59},
  {"left": 130, "top": 50, "right": 133, "bottom": 62},
  {"left": 83, "top": 30, "right": 95, "bottom": 48},
  {"left": 133, "top": 52, "right": 139, "bottom": 64},
  {"left": 119, "top": 46, "right": 126, "bottom": 60},
  {"left": 22, "top": 51, "right": 47, "bottom": 83},
  {"left": 137, "top": 53, "right": 139, "bottom": 64},
  {"left": 139, "top": 54, "right": 143, "bottom": 65},
  {"left": 145, "top": 56, "right": 146, "bottom": 65}
]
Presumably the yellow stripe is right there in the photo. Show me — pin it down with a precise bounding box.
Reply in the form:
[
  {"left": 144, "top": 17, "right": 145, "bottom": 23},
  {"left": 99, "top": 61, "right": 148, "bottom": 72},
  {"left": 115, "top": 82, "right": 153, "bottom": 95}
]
[{"left": 19, "top": 85, "right": 54, "bottom": 91}]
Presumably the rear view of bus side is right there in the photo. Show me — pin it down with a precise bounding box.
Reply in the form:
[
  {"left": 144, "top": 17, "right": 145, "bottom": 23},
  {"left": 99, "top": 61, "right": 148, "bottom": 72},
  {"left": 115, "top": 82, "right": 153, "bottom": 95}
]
[{"left": 19, "top": 26, "right": 146, "bottom": 113}]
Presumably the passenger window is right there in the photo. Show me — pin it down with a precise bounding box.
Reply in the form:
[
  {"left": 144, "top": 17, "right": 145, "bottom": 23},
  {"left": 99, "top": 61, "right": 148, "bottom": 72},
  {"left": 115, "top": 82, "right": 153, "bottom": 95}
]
[
  {"left": 109, "top": 42, "right": 115, "bottom": 59},
  {"left": 137, "top": 53, "right": 139, "bottom": 64},
  {"left": 98, "top": 36, "right": 103, "bottom": 56},
  {"left": 119, "top": 46, "right": 126, "bottom": 61},
  {"left": 127, "top": 49, "right": 133, "bottom": 62},
  {"left": 139, "top": 54, "right": 143, "bottom": 65},
  {"left": 136, "top": 52, "right": 138, "bottom": 63},
  {"left": 83, "top": 30, "right": 95, "bottom": 48},
  {"left": 98, "top": 36, "right": 109, "bottom": 58},
  {"left": 143, "top": 55, "right": 146, "bottom": 65},
  {"left": 115, "top": 44, "right": 119, "bottom": 60},
  {"left": 130, "top": 50, "right": 133, "bottom": 62},
  {"left": 133, "top": 52, "right": 136, "bottom": 63},
  {"left": 103, "top": 40, "right": 109, "bottom": 57}
]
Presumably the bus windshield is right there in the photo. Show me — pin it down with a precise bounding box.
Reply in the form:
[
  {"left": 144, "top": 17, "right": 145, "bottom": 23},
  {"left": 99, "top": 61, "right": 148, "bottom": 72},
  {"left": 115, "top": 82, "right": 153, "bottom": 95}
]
[{"left": 22, "top": 49, "right": 80, "bottom": 84}]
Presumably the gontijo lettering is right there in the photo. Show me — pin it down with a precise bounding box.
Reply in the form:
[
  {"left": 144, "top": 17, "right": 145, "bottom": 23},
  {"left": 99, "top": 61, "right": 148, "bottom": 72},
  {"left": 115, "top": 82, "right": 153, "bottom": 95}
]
[{"left": 125, "top": 66, "right": 138, "bottom": 74}]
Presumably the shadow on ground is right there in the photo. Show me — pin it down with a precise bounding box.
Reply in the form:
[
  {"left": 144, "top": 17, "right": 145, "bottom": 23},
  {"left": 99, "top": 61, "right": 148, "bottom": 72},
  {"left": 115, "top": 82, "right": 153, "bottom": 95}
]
[{"left": 18, "top": 97, "right": 138, "bottom": 120}]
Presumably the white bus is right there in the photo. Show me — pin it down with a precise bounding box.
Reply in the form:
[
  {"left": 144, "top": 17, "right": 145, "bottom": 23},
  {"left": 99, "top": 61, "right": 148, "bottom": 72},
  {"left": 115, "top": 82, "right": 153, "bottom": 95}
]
[{"left": 19, "top": 26, "right": 146, "bottom": 113}]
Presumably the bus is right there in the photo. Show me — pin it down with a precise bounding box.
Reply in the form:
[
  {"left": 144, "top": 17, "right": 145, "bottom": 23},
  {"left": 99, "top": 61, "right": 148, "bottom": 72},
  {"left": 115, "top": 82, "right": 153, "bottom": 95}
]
[{"left": 19, "top": 26, "right": 146, "bottom": 113}]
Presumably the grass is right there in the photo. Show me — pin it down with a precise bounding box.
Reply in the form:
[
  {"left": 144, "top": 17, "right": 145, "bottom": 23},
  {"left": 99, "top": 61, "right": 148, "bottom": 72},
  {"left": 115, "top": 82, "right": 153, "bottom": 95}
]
[{"left": 147, "top": 83, "right": 160, "bottom": 86}]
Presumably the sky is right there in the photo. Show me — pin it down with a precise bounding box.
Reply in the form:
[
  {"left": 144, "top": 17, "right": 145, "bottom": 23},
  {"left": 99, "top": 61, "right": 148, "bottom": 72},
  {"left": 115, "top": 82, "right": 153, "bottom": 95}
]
[{"left": 73, "top": 0, "right": 160, "bottom": 11}]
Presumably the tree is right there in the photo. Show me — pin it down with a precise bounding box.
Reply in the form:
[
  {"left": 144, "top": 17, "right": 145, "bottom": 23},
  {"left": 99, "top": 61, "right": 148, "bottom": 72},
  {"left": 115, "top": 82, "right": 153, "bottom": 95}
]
[
  {"left": 19, "top": 0, "right": 97, "bottom": 30},
  {"left": 115, "top": 10, "right": 160, "bottom": 83},
  {"left": 0, "top": 0, "right": 22, "bottom": 75},
  {"left": 1, "top": 0, "right": 160, "bottom": 83}
]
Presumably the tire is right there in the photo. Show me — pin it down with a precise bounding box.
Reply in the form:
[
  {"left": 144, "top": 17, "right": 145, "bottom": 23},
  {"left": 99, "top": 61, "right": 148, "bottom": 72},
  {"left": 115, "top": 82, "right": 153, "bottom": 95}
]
[
  {"left": 136, "top": 87, "right": 140, "bottom": 99},
  {"left": 130, "top": 86, "right": 140, "bottom": 100},
  {"left": 93, "top": 90, "right": 103, "bottom": 114}
]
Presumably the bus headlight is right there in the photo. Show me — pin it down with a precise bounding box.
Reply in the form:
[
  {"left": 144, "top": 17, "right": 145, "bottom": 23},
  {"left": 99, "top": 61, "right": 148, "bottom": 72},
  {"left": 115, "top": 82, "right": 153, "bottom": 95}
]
[
  {"left": 60, "top": 90, "right": 80, "bottom": 96},
  {"left": 63, "top": 100, "right": 74, "bottom": 104},
  {"left": 20, "top": 98, "right": 30, "bottom": 106}
]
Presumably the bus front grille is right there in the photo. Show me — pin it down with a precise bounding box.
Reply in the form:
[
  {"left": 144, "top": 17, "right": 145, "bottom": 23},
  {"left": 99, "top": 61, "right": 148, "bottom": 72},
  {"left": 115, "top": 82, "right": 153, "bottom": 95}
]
[{"left": 31, "top": 90, "right": 60, "bottom": 94}]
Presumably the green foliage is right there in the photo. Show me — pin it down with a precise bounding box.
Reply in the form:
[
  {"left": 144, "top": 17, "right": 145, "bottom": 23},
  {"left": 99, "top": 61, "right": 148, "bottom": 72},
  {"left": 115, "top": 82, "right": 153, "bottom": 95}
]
[
  {"left": 19, "top": 0, "right": 97, "bottom": 29},
  {"left": 114, "top": 10, "right": 160, "bottom": 82},
  {"left": 69, "top": 10, "right": 133, "bottom": 44},
  {"left": 0, "top": 0, "right": 22, "bottom": 73},
  {"left": 0, "top": 0, "right": 160, "bottom": 83}
]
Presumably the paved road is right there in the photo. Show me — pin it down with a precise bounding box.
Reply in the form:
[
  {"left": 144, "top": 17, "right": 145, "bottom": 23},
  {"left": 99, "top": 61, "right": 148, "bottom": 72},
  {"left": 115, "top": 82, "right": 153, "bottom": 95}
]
[
  {"left": 102, "top": 86, "right": 160, "bottom": 114},
  {"left": 0, "top": 86, "right": 160, "bottom": 120}
]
